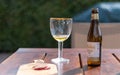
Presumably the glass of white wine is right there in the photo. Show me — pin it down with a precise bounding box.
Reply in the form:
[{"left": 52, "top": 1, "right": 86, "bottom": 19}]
[{"left": 50, "top": 18, "right": 72, "bottom": 63}]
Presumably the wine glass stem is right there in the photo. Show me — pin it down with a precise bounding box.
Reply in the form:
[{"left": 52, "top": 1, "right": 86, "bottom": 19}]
[{"left": 58, "top": 41, "right": 63, "bottom": 58}]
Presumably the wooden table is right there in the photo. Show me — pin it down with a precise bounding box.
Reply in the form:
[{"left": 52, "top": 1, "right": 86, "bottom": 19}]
[{"left": 0, "top": 48, "right": 120, "bottom": 75}]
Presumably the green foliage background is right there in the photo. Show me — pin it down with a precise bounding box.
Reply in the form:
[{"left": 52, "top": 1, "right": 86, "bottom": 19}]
[{"left": 0, "top": 0, "right": 119, "bottom": 52}]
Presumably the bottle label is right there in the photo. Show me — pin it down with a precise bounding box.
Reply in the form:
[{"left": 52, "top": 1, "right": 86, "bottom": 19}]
[
  {"left": 91, "top": 14, "right": 99, "bottom": 20},
  {"left": 87, "top": 42, "right": 100, "bottom": 57}
]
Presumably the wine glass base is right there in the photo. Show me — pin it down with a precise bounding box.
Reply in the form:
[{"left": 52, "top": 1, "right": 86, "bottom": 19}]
[{"left": 51, "top": 58, "right": 69, "bottom": 64}]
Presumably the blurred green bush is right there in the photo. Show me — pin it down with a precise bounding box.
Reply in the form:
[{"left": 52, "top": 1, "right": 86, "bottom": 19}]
[{"left": 0, "top": 0, "right": 119, "bottom": 52}]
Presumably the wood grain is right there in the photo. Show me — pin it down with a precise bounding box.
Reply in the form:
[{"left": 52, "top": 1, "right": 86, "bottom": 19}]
[{"left": 0, "top": 48, "right": 120, "bottom": 75}]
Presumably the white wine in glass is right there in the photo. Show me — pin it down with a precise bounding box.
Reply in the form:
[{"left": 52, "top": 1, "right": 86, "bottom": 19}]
[{"left": 50, "top": 18, "right": 72, "bottom": 63}]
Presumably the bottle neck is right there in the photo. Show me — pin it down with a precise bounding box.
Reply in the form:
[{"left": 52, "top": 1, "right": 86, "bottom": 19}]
[{"left": 91, "top": 13, "right": 99, "bottom": 26}]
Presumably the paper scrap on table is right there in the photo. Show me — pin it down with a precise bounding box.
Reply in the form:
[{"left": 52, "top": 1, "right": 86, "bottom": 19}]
[{"left": 17, "top": 63, "right": 57, "bottom": 75}]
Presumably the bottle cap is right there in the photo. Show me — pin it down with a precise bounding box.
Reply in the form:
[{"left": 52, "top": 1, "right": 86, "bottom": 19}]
[{"left": 92, "top": 8, "right": 99, "bottom": 13}]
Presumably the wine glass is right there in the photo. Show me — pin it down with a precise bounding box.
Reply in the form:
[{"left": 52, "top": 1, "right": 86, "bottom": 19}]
[{"left": 50, "top": 18, "right": 72, "bottom": 63}]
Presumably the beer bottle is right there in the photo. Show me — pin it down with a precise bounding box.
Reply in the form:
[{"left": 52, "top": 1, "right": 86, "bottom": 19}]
[{"left": 87, "top": 8, "right": 102, "bottom": 66}]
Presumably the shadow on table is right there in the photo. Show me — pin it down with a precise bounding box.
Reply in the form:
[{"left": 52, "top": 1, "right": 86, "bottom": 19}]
[
  {"left": 63, "top": 68, "right": 80, "bottom": 75},
  {"left": 117, "top": 73, "right": 120, "bottom": 75},
  {"left": 63, "top": 65, "right": 88, "bottom": 75}
]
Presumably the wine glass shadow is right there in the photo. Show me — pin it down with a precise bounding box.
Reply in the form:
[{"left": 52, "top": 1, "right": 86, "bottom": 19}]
[
  {"left": 61, "top": 65, "right": 87, "bottom": 75},
  {"left": 116, "top": 72, "right": 120, "bottom": 75}
]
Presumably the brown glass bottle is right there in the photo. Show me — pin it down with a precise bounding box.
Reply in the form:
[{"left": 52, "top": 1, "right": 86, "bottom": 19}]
[{"left": 87, "top": 8, "right": 102, "bottom": 66}]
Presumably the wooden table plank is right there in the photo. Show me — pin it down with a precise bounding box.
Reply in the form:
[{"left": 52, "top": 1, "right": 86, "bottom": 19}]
[{"left": 0, "top": 48, "right": 120, "bottom": 75}]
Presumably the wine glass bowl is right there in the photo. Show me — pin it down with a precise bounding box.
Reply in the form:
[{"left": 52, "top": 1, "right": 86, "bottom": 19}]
[{"left": 50, "top": 18, "right": 72, "bottom": 63}]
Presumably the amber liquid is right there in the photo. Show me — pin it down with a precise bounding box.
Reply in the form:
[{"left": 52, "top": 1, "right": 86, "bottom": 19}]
[{"left": 87, "top": 57, "right": 101, "bottom": 66}]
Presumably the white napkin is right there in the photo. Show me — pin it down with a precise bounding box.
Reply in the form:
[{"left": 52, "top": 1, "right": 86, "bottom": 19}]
[{"left": 17, "top": 63, "right": 57, "bottom": 75}]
